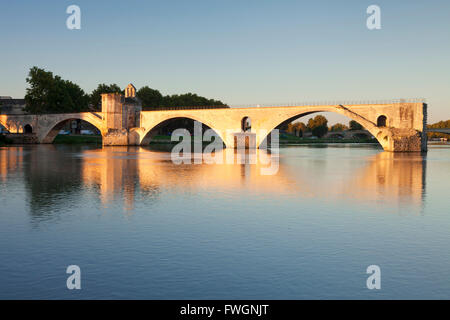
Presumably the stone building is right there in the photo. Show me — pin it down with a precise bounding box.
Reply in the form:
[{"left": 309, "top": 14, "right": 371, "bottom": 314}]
[
  {"left": 125, "top": 83, "right": 136, "bottom": 98},
  {"left": 0, "top": 97, "right": 26, "bottom": 115},
  {"left": 101, "top": 84, "right": 142, "bottom": 145}
]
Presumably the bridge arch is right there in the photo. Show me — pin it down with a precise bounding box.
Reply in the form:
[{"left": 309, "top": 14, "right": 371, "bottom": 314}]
[
  {"left": 0, "top": 116, "right": 21, "bottom": 133},
  {"left": 39, "top": 114, "right": 104, "bottom": 143},
  {"left": 257, "top": 105, "right": 390, "bottom": 150},
  {"left": 241, "top": 116, "right": 251, "bottom": 132},
  {"left": 24, "top": 124, "right": 33, "bottom": 134},
  {"left": 377, "top": 115, "right": 387, "bottom": 127},
  {"left": 140, "top": 116, "right": 226, "bottom": 147},
  {"left": 0, "top": 119, "right": 8, "bottom": 133}
]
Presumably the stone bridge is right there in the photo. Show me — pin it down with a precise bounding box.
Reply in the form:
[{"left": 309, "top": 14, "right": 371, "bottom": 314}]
[
  {"left": 427, "top": 128, "right": 450, "bottom": 134},
  {"left": 0, "top": 92, "right": 428, "bottom": 152},
  {"left": 324, "top": 129, "right": 373, "bottom": 139}
]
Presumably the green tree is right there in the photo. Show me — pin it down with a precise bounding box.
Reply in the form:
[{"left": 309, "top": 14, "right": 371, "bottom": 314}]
[
  {"left": 136, "top": 86, "right": 163, "bottom": 110},
  {"left": 330, "top": 123, "right": 349, "bottom": 132},
  {"left": 136, "top": 87, "right": 227, "bottom": 110},
  {"left": 63, "top": 79, "right": 90, "bottom": 111},
  {"left": 349, "top": 120, "right": 363, "bottom": 130},
  {"left": 24, "top": 67, "right": 89, "bottom": 114},
  {"left": 295, "top": 122, "right": 307, "bottom": 132},
  {"left": 161, "top": 93, "right": 226, "bottom": 108},
  {"left": 307, "top": 115, "right": 328, "bottom": 138},
  {"left": 90, "top": 83, "right": 122, "bottom": 109},
  {"left": 427, "top": 120, "right": 450, "bottom": 139}
]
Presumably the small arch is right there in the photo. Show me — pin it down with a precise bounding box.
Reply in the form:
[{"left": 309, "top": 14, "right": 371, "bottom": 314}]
[
  {"left": 24, "top": 124, "right": 33, "bottom": 134},
  {"left": 241, "top": 117, "right": 251, "bottom": 132},
  {"left": 377, "top": 115, "right": 387, "bottom": 127}
]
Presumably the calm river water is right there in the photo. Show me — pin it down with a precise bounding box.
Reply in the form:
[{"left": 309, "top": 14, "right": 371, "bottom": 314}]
[{"left": 0, "top": 143, "right": 449, "bottom": 299}]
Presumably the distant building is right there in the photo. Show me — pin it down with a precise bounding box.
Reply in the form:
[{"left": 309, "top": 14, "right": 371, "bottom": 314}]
[
  {"left": 124, "top": 83, "right": 136, "bottom": 98},
  {"left": 0, "top": 97, "right": 26, "bottom": 115},
  {"left": 123, "top": 83, "right": 142, "bottom": 128}
]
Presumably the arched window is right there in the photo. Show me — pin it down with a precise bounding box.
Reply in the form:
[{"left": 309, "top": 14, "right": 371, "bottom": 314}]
[
  {"left": 241, "top": 117, "right": 251, "bottom": 132},
  {"left": 24, "top": 124, "right": 33, "bottom": 134},
  {"left": 377, "top": 115, "right": 387, "bottom": 127}
]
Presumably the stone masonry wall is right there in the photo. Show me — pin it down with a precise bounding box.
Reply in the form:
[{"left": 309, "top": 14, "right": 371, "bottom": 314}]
[{"left": 103, "top": 129, "right": 129, "bottom": 146}]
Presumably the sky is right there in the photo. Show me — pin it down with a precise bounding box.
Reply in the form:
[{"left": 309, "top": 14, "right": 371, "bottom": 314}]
[{"left": 1, "top": 0, "right": 449, "bottom": 124}]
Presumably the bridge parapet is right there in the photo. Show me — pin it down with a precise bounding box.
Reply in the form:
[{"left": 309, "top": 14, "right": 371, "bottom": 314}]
[{"left": 427, "top": 128, "right": 450, "bottom": 134}]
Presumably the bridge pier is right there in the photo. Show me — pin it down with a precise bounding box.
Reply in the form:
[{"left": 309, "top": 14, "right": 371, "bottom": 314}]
[
  {"left": 102, "top": 128, "right": 143, "bottom": 146},
  {"left": 101, "top": 88, "right": 142, "bottom": 146},
  {"left": 374, "top": 127, "right": 427, "bottom": 152},
  {"left": 232, "top": 132, "right": 257, "bottom": 149}
]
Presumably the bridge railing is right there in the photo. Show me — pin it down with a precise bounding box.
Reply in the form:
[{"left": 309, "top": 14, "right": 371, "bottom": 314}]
[
  {"left": 143, "top": 105, "right": 230, "bottom": 111},
  {"left": 1, "top": 98, "right": 427, "bottom": 115},
  {"left": 226, "top": 98, "right": 427, "bottom": 108},
  {"left": 427, "top": 128, "right": 450, "bottom": 132}
]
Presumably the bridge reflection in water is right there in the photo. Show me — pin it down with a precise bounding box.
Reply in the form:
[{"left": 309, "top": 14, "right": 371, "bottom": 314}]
[
  {"left": 349, "top": 152, "right": 426, "bottom": 209},
  {"left": 0, "top": 145, "right": 426, "bottom": 219}
]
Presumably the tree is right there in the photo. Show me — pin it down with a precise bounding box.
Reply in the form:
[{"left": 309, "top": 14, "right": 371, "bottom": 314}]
[
  {"left": 90, "top": 83, "right": 122, "bottom": 109},
  {"left": 295, "top": 122, "right": 307, "bottom": 133},
  {"left": 349, "top": 120, "right": 363, "bottom": 130},
  {"left": 24, "top": 67, "right": 89, "bottom": 114},
  {"left": 63, "top": 79, "right": 90, "bottom": 112},
  {"left": 330, "top": 123, "right": 349, "bottom": 132},
  {"left": 161, "top": 93, "right": 226, "bottom": 108},
  {"left": 307, "top": 115, "right": 328, "bottom": 138},
  {"left": 287, "top": 121, "right": 307, "bottom": 136},
  {"left": 23, "top": 67, "right": 227, "bottom": 114},
  {"left": 136, "top": 86, "right": 163, "bottom": 110},
  {"left": 136, "top": 87, "right": 227, "bottom": 110},
  {"left": 427, "top": 120, "right": 450, "bottom": 139},
  {"left": 428, "top": 120, "right": 450, "bottom": 129}
]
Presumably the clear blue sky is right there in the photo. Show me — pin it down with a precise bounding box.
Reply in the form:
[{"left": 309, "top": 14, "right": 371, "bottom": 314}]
[{"left": 1, "top": 0, "right": 449, "bottom": 123}]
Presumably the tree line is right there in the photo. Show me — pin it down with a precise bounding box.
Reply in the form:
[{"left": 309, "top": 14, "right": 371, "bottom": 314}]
[
  {"left": 427, "top": 120, "right": 450, "bottom": 139},
  {"left": 24, "top": 67, "right": 227, "bottom": 114},
  {"left": 286, "top": 116, "right": 364, "bottom": 138}
]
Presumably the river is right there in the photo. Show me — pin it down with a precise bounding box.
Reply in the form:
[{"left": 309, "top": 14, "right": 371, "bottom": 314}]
[{"left": 0, "top": 143, "right": 449, "bottom": 299}]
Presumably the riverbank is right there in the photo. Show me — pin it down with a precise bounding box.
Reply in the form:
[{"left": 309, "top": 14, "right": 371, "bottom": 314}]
[
  {"left": 0, "top": 135, "right": 12, "bottom": 146},
  {"left": 278, "top": 133, "right": 378, "bottom": 145},
  {"left": 53, "top": 134, "right": 102, "bottom": 144},
  {"left": 1, "top": 133, "right": 380, "bottom": 146}
]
